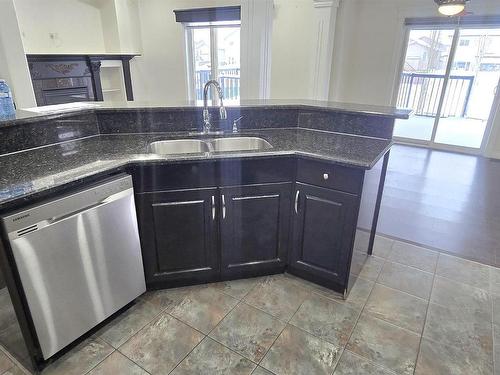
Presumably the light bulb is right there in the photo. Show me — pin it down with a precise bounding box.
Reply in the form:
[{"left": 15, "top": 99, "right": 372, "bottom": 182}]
[{"left": 438, "top": 3, "right": 465, "bottom": 16}]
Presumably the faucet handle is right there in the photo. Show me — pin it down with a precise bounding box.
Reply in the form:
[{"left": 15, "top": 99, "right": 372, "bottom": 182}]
[
  {"left": 232, "top": 116, "right": 243, "bottom": 133},
  {"left": 219, "top": 106, "right": 227, "bottom": 120}
]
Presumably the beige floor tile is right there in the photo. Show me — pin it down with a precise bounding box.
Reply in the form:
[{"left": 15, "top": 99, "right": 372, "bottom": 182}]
[
  {"left": 365, "top": 284, "right": 428, "bottom": 334},
  {"left": 389, "top": 241, "right": 438, "bottom": 273},
  {"left": 210, "top": 303, "right": 285, "bottom": 362},
  {"left": 210, "top": 277, "right": 262, "bottom": 300},
  {"left": 261, "top": 325, "right": 340, "bottom": 375},
  {"left": 290, "top": 293, "right": 359, "bottom": 347},
  {"left": 416, "top": 337, "right": 493, "bottom": 375},
  {"left": 0, "top": 349, "right": 14, "bottom": 374},
  {"left": 170, "top": 287, "right": 238, "bottom": 334},
  {"left": 372, "top": 235, "right": 394, "bottom": 258},
  {"left": 378, "top": 261, "right": 434, "bottom": 300},
  {"left": 436, "top": 253, "right": 490, "bottom": 290},
  {"left": 98, "top": 299, "right": 163, "bottom": 348},
  {"left": 171, "top": 337, "right": 255, "bottom": 375},
  {"left": 347, "top": 314, "right": 420, "bottom": 375},
  {"left": 87, "top": 351, "right": 147, "bottom": 375},
  {"left": 351, "top": 252, "right": 385, "bottom": 281},
  {"left": 120, "top": 312, "right": 204, "bottom": 374},
  {"left": 424, "top": 302, "right": 493, "bottom": 355},
  {"left": 334, "top": 350, "right": 397, "bottom": 375},
  {"left": 244, "top": 276, "right": 310, "bottom": 322},
  {"left": 431, "top": 276, "right": 492, "bottom": 317},
  {"left": 41, "top": 337, "right": 113, "bottom": 375}
]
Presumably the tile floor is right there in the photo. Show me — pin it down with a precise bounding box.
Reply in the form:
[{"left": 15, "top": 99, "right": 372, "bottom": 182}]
[{"left": 2, "top": 235, "right": 500, "bottom": 375}]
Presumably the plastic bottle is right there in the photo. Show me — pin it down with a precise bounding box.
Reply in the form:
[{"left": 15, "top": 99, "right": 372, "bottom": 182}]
[{"left": 0, "top": 79, "right": 16, "bottom": 119}]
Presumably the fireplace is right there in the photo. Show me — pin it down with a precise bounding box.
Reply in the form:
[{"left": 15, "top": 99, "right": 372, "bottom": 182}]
[{"left": 27, "top": 54, "right": 138, "bottom": 106}]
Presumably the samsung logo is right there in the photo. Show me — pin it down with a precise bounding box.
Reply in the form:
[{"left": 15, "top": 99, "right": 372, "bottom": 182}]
[{"left": 12, "top": 213, "right": 30, "bottom": 222}]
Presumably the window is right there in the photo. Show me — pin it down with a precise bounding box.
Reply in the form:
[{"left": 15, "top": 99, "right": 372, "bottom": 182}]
[
  {"left": 459, "top": 39, "right": 470, "bottom": 46},
  {"left": 480, "top": 63, "right": 500, "bottom": 71},
  {"left": 453, "top": 61, "right": 471, "bottom": 70},
  {"left": 185, "top": 23, "right": 240, "bottom": 105}
]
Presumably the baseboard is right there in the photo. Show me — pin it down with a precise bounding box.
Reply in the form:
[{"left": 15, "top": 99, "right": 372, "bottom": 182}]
[{"left": 486, "top": 151, "right": 500, "bottom": 160}]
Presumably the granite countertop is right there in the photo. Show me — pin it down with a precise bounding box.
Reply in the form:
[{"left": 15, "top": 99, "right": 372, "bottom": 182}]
[
  {"left": 2, "top": 99, "right": 412, "bottom": 126},
  {"left": 0, "top": 128, "right": 391, "bottom": 208}
]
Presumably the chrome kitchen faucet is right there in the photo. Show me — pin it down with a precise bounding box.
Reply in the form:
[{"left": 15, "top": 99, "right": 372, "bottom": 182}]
[{"left": 202, "top": 80, "right": 227, "bottom": 134}]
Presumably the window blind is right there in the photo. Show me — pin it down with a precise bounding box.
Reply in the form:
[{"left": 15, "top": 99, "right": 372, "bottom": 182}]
[
  {"left": 405, "top": 15, "right": 500, "bottom": 27},
  {"left": 174, "top": 6, "right": 241, "bottom": 23}
]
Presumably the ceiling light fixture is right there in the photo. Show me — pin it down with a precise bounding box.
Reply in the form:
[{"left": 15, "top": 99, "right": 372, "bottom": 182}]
[{"left": 434, "top": 0, "right": 469, "bottom": 16}]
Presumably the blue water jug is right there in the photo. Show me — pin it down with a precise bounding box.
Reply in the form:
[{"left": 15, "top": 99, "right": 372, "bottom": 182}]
[{"left": 0, "top": 80, "right": 16, "bottom": 119}]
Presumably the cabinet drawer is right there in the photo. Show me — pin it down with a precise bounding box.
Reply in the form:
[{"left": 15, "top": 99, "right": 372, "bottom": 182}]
[
  {"left": 131, "top": 161, "right": 217, "bottom": 193},
  {"left": 218, "top": 157, "right": 295, "bottom": 186},
  {"left": 296, "top": 158, "right": 363, "bottom": 194}
]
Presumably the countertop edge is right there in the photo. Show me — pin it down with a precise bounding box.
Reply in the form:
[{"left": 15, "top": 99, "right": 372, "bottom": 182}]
[
  {"left": 0, "top": 145, "right": 392, "bottom": 210},
  {"left": 1, "top": 102, "right": 412, "bottom": 126}
]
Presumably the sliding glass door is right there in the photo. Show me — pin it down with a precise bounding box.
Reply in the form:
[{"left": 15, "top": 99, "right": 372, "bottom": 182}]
[{"left": 394, "top": 25, "right": 500, "bottom": 151}]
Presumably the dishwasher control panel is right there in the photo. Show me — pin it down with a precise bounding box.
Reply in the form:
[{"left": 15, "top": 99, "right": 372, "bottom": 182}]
[{"left": 2, "top": 174, "right": 133, "bottom": 235}]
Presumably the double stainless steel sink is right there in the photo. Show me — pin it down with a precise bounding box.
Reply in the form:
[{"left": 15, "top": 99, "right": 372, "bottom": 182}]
[{"left": 148, "top": 137, "right": 272, "bottom": 155}]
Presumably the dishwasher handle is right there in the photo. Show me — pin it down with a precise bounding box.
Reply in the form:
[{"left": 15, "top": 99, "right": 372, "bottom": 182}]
[
  {"left": 8, "top": 188, "right": 133, "bottom": 241},
  {"left": 48, "top": 189, "right": 131, "bottom": 225}
]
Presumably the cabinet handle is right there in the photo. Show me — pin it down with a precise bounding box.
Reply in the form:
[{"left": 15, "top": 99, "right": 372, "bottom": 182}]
[
  {"left": 294, "top": 190, "right": 300, "bottom": 214},
  {"left": 222, "top": 194, "right": 226, "bottom": 219},
  {"left": 211, "top": 195, "right": 216, "bottom": 220}
]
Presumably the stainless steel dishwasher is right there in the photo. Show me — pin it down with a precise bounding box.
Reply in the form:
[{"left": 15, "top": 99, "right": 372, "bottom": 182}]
[{"left": 1, "top": 174, "right": 146, "bottom": 360}]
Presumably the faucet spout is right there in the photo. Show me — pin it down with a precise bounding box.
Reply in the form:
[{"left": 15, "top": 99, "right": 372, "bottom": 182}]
[{"left": 202, "top": 80, "right": 227, "bottom": 134}]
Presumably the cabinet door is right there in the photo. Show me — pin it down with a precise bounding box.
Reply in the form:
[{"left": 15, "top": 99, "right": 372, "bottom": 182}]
[
  {"left": 136, "top": 188, "right": 219, "bottom": 288},
  {"left": 220, "top": 183, "right": 292, "bottom": 279},
  {"left": 289, "top": 183, "right": 358, "bottom": 291}
]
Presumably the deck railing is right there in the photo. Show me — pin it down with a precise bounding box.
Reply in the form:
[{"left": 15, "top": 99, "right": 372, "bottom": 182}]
[
  {"left": 397, "top": 72, "right": 474, "bottom": 117},
  {"left": 195, "top": 68, "right": 240, "bottom": 101}
]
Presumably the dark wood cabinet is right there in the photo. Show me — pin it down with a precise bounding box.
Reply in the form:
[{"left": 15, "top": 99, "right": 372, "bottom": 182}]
[
  {"left": 136, "top": 187, "right": 220, "bottom": 288},
  {"left": 220, "top": 183, "right": 292, "bottom": 279},
  {"left": 133, "top": 157, "right": 368, "bottom": 294},
  {"left": 288, "top": 182, "right": 359, "bottom": 292}
]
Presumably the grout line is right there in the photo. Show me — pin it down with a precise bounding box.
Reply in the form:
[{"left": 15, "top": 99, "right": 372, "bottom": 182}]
[
  {"left": 330, "top": 265, "right": 379, "bottom": 374},
  {"left": 166, "top": 336, "right": 205, "bottom": 375},
  {"left": 114, "top": 348, "right": 152, "bottom": 375},
  {"left": 412, "top": 266, "right": 438, "bottom": 375},
  {"left": 0, "top": 344, "right": 29, "bottom": 375},
  {"left": 378, "top": 231, "right": 497, "bottom": 269},
  {"left": 99, "top": 298, "right": 167, "bottom": 350},
  {"left": 372, "top": 282, "right": 430, "bottom": 303},
  {"left": 79, "top": 344, "right": 115, "bottom": 375},
  {"left": 165, "top": 280, "right": 263, "bottom": 374}
]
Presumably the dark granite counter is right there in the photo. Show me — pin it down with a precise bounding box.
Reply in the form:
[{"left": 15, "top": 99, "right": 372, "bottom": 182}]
[
  {"left": 0, "top": 128, "right": 391, "bottom": 208},
  {"left": 0, "top": 99, "right": 411, "bottom": 127}
]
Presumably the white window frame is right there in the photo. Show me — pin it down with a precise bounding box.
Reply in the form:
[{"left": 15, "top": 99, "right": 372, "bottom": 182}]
[
  {"left": 391, "top": 24, "right": 500, "bottom": 155},
  {"left": 183, "top": 21, "right": 241, "bottom": 105}
]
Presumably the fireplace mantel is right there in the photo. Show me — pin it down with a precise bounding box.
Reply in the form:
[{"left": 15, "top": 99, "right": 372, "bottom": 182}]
[{"left": 26, "top": 54, "right": 139, "bottom": 106}]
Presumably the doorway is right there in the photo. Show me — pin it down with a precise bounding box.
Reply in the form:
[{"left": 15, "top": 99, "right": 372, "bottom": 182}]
[{"left": 393, "top": 26, "right": 500, "bottom": 152}]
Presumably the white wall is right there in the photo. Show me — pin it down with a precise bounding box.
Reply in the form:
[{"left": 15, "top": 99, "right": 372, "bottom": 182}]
[
  {"left": 0, "top": 0, "right": 36, "bottom": 108},
  {"left": 132, "top": 0, "right": 322, "bottom": 102},
  {"left": 485, "top": 99, "right": 500, "bottom": 158},
  {"left": 114, "top": 0, "right": 142, "bottom": 53},
  {"left": 270, "top": 0, "right": 315, "bottom": 99},
  {"left": 14, "top": 0, "right": 107, "bottom": 54},
  {"left": 330, "top": 0, "right": 500, "bottom": 158},
  {"left": 132, "top": 0, "right": 237, "bottom": 103}
]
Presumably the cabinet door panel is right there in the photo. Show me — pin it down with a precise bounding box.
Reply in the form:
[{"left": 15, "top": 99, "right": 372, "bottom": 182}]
[
  {"left": 220, "top": 183, "right": 292, "bottom": 279},
  {"left": 290, "top": 183, "right": 358, "bottom": 291},
  {"left": 152, "top": 200, "right": 208, "bottom": 272},
  {"left": 136, "top": 188, "right": 219, "bottom": 287},
  {"left": 300, "top": 196, "right": 344, "bottom": 269}
]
